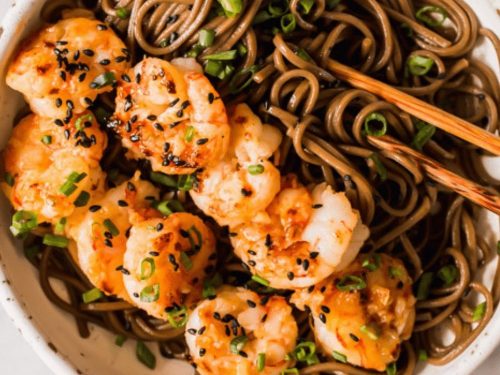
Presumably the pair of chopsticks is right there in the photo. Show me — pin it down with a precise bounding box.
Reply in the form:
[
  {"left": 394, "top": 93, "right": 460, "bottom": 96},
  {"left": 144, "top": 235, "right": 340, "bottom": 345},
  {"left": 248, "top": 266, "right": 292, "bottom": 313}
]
[{"left": 325, "top": 59, "right": 500, "bottom": 215}]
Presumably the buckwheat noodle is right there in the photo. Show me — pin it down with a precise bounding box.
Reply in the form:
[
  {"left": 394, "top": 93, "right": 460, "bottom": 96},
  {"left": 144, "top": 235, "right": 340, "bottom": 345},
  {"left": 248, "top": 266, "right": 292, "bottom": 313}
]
[{"left": 26, "top": 0, "right": 500, "bottom": 373}]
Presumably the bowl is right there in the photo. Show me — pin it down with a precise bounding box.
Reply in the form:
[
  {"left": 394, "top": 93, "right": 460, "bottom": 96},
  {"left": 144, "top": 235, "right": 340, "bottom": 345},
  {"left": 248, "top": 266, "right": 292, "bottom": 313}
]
[{"left": 0, "top": 1, "right": 498, "bottom": 374}]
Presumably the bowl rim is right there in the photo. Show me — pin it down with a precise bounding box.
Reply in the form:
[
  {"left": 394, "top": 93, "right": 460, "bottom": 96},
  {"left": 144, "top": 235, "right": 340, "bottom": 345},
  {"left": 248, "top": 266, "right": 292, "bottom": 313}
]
[{"left": 0, "top": 1, "right": 499, "bottom": 375}]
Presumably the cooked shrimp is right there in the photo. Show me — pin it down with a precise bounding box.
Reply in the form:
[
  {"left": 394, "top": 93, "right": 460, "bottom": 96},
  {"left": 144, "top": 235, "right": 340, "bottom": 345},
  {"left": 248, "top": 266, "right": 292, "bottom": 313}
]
[
  {"left": 6, "top": 17, "right": 130, "bottom": 119},
  {"left": 109, "top": 57, "right": 230, "bottom": 175},
  {"left": 291, "top": 254, "right": 416, "bottom": 372},
  {"left": 190, "top": 103, "right": 282, "bottom": 226},
  {"left": 185, "top": 286, "right": 298, "bottom": 375},
  {"left": 123, "top": 212, "right": 216, "bottom": 319},
  {"left": 2, "top": 112, "right": 107, "bottom": 224},
  {"left": 67, "top": 175, "right": 159, "bottom": 301},
  {"left": 230, "top": 174, "right": 370, "bottom": 289}
]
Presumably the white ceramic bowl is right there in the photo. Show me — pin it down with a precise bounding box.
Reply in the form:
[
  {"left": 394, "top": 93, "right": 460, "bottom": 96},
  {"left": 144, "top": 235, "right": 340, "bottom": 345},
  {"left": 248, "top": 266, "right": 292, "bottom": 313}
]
[{"left": 0, "top": 1, "right": 499, "bottom": 374}]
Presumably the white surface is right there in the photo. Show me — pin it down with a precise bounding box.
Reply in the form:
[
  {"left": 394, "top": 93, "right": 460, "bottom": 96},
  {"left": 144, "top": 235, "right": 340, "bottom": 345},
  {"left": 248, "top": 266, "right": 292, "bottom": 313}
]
[{"left": 0, "top": 1, "right": 498, "bottom": 375}]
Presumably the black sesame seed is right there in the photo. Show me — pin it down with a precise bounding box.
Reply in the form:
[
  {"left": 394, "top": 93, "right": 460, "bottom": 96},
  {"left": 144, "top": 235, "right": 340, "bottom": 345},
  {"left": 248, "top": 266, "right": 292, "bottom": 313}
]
[
  {"left": 118, "top": 200, "right": 128, "bottom": 207},
  {"left": 64, "top": 129, "right": 70, "bottom": 139},
  {"left": 100, "top": 59, "right": 110, "bottom": 66},
  {"left": 153, "top": 123, "right": 164, "bottom": 131},
  {"left": 199, "top": 349, "right": 206, "bottom": 357},
  {"left": 55, "top": 98, "right": 62, "bottom": 107},
  {"left": 248, "top": 260, "right": 256, "bottom": 266},
  {"left": 196, "top": 138, "right": 208, "bottom": 145},
  {"left": 303, "top": 259, "right": 310, "bottom": 271},
  {"left": 97, "top": 24, "right": 108, "bottom": 30},
  {"left": 310, "top": 252, "right": 319, "bottom": 259},
  {"left": 308, "top": 285, "right": 315, "bottom": 293},
  {"left": 350, "top": 333, "right": 359, "bottom": 342},
  {"left": 224, "top": 326, "right": 230, "bottom": 336},
  {"left": 312, "top": 204, "right": 323, "bottom": 209},
  {"left": 208, "top": 93, "right": 215, "bottom": 103},
  {"left": 169, "top": 121, "right": 182, "bottom": 128},
  {"left": 239, "top": 351, "right": 248, "bottom": 358},
  {"left": 320, "top": 286, "right": 326, "bottom": 293},
  {"left": 66, "top": 100, "right": 74, "bottom": 109},
  {"left": 246, "top": 300, "right": 256, "bottom": 308},
  {"left": 248, "top": 250, "right": 256, "bottom": 256},
  {"left": 296, "top": 258, "right": 302, "bottom": 265},
  {"left": 82, "top": 49, "right": 94, "bottom": 56},
  {"left": 261, "top": 314, "right": 268, "bottom": 322},
  {"left": 73, "top": 50, "right": 80, "bottom": 61},
  {"left": 260, "top": 296, "right": 270, "bottom": 305},
  {"left": 265, "top": 234, "right": 272, "bottom": 248},
  {"left": 104, "top": 239, "right": 113, "bottom": 247},
  {"left": 115, "top": 56, "right": 127, "bottom": 63},
  {"left": 287, "top": 272, "right": 294, "bottom": 280},
  {"left": 319, "top": 313, "right": 327, "bottom": 324},
  {"left": 187, "top": 328, "right": 196, "bottom": 335},
  {"left": 213, "top": 312, "right": 221, "bottom": 320},
  {"left": 321, "top": 305, "right": 330, "bottom": 313},
  {"left": 121, "top": 74, "right": 131, "bottom": 83},
  {"left": 78, "top": 73, "right": 86, "bottom": 82},
  {"left": 130, "top": 134, "right": 140, "bottom": 142},
  {"left": 198, "top": 326, "right": 206, "bottom": 335},
  {"left": 84, "top": 97, "right": 93, "bottom": 106},
  {"left": 56, "top": 40, "right": 68, "bottom": 45},
  {"left": 89, "top": 205, "right": 101, "bottom": 212},
  {"left": 176, "top": 110, "right": 184, "bottom": 117},
  {"left": 147, "top": 114, "right": 157, "bottom": 121},
  {"left": 169, "top": 98, "right": 180, "bottom": 107},
  {"left": 241, "top": 188, "right": 252, "bottom": 196},
  {"left": 135, "top": 73, "right": 141, "bottom": 83},
  {"left": 59, "top": 71, "right": 66, "bottom": 81}
]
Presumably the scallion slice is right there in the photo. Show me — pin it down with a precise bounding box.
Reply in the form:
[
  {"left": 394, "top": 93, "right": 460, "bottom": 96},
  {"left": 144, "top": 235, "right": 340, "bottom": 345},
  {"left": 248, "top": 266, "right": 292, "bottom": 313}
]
[
  {"left": 411, "top": 121, "right": 436, "bottom": 150},
  {"left": 332, "top": 350, "right": 347, "bottom": 363},
  {"left": 150, "top": 171, "right": 177, "bottom": 188},
  {"left": 299, "top": 0, "right": 315, "bottom": 14},
  {"left": 10, "top": 210, "right": 38, "bottom": 236},
  {"left": 230, "top": 335, "right": 248, "bottom": 354},
  {"left": 103, "top": 218, "right": 120, "bottom": 236},
  {"left": 228, "top": 65, "right": 259, "bottom": 94},
  {"left": 136, "top": 341, "right": 156, "bottom": 369},
  {"left": 140, "top": 258, "right": 156, "bottom": 280},
  {"left": 90, "top": 71, "right": 116, "bottom": 89},
  {"left": 43, "top": 234, "right": 69, "bottom": 248},
  {"left": 199, "top": 29, "right": 215, "bottom": 47},
  {"left": 251, "top": 274, "right": 270, "bottom": 286},
  {"left": 437, "top": 264, "right": 458, "bottom": 286},
  {"left": 248, "top": 164, "right": 265, "bottom": 175},
  {"left": 178, "top": 174, "right": 195, "bottom": 191},
  {"left": 268, "top": 0, "right": 288, "bottom": 16},
  {"left": 54, "top": 217, "right": 67, "bottom": 235},
  {"left": 296, "top": 48, "right": 312, "bottom": 61},
  {"left": 336, "top": 275, "right": 366, "bottom": 292},
  {"left": 4, "top": 172, "right": 14, "bottom": 187},
  {"left": 82, "top": 287, "right": 103, "bottom": 303},
  {"left": 362, "top": 253, "right": 381, "bottom": 271},
  {"left": 140, "top": 284, "right": 160, "bottom": 302},
  {"left": 416, "top": 5, "right": 447, "bottom": 28},
  {"left": 204, "top": 60, "right": 224, "bottom": 77},
  {"left": 165, "top": 305, "right": 188, "bottom": 328},
  {"left": 216, "top": 0, "right": 243, "bottom": 16},
  {"left": 364, "top": 112, "right": 387, "bottom": 137},
  {"left": 180, "top": 252, "right": 193, "bottom": 270},
  {"left": 282, "top": 369, "right": 299, "bottom": 375},
  {"left": 184, "top": 126, "right": 195, "bottom": 142},
  {"left": 154, "top": 199, "right": 185, "bottom": 216},
  {"left": 389, "top": 266, "right": 403, "bottom": 278},
  {"left": 202, "top": 273, "right": 223, "bottom": 299},
  {"left": 407, "top": 55, "right": 435, "bottom": 76},
  {"left": 59, "top": 181, "right": 78, "bottom": 196},
  {"left": 257, "top": 352, "right": 266, "bottom": 371},
  {"left": 74, "top": 190, "right": 90, "bottom": 207},
  {"left": 418, "top": 349, "right": 428, "bottom": 362},
  {"left": 386, "top": 362, "right": 397, "bottom": 375},
  {"left": 236, "top": 42, "right": 248, "bottom": 56},
  {"left": 280, "top": 13, "right": 296, "bottom": 34},
  {"left": 369, "top": 153, "right": 387, "bottom": 181},
  {"left": 116, "top": 7, "right": 129, "bottom": 19},
  {"left": 360, "top": 323, "right": 381, "bottom": 340},
  {"left": 472, "top": 302, "right": 486, "bottom": 322},
  {"left": 115, "top": 335, "right": 127, "bottom": 347},
  {"left": 293, "top": 341, "right": 319, "bottom": 365},
  {"left": 41, "top": 135, "right": 52, "bottom": 145},
  {"left": 203, "top": 50, "right": 238, "bottom": 61},
  {"left": 185, "top": 44, "right": 204, "bottom": 58},
  {"left": 416, "top": 272, "right": 434, "bottom": 300}
]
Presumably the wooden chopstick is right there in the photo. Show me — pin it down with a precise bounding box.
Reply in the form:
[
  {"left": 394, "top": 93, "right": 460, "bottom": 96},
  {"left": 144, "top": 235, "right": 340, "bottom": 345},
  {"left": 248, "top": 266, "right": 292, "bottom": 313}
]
[
  {"left": 326, "top": 59, "right": 500, "bottom": 156},
  {"left": 368, "top": 135, "right": 500, "bottom": 215}
]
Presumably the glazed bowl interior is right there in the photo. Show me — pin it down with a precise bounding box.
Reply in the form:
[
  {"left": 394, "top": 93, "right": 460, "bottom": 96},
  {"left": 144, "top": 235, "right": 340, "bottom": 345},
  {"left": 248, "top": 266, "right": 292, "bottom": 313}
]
[{"left": 0, "top": 1, "right": 498, "bottom": 374}]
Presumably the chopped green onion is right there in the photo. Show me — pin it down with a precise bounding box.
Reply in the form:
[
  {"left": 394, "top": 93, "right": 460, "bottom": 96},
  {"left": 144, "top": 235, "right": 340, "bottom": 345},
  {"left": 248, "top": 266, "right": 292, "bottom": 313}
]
[
  {"left": 401, "top": 23, "right": 414, "bottom": 38},
  {"left": 326, "top": 0, "right": 341, "bottom": 9},
  {"left": 364, "top": 112, "right": 387, "bottom": 137},
  {"left": 407, "top": 55, "right": 435, "bottom": 76},
  {"left": 332, "top": 350, "right": 347, "bottom": 363},
  {"left": 41, "top": 135, "right": 52, "bottom": 144},
  {"left": 140, "top": 284, "right": 160, "bottom": 302},
  {"left": 140, "top": 258, "right": 156, "bottom": 280},
  {"left": 178, "top": 174, "right": 195, "bottom": 191},
  {"left": 24, "top": 245, "right": 40, "bottom": 262},
  {"left": 180, "top": 252, "right": 193, "bottom": 270},
  {"left": 299, "top": 0, "right": 315, "bottom": 14},
  {"left": 472, "top": 302, "right": 486, "bottom": 322},
  {"left": 269, "top": 0, "right": 288, "bottom": 16},
  {"left": 185, "top": 44, "right": 204, "bottom": 58},
  {"left": 418, "top": 349, "right": 428, "bottom": 361},
  {"left": 362, "top": 253, "right": 381, "bottom": 271},
  {"left": 230, "top": 335, "right": 248, "bottom": 354},
  {"left": 228, "top": 65, "right": 259, "bottom": 94},
  {"left": 416, "top": 272, "right": 434, "bottom": 300},
  {"left": 336, "top": 275, "right": 367, "bottom": 292},
  {"left": 165, "top": 305, "right": 188, "bottom": 328},
  {"left": 360, "top": 323, "right": 381, "bottom": 340},
  {"left": 154, "top": 199, "right": 185, "bottom": 216},
  {"left": 90, "top": 72, "right": 116, "bottom": 89},
  {"left": 10, "top": 210, "right": 37, "bottom": 236},
  {"left": 296, "top": 48, "right": 312, "bottom": 61},
  {"left": 281, "top": 14, "right": 296, "bottom": 34},
  {"left": 187, "top": 225, "right": 203, "bottom": 252},
  {"left": 115, "top": 335, "right": 127, "bottom": 347},
  {"left": 203, "top": 273, "right": 223, "bottom": 299},
  {"left": 416, "top": 5, "right": 447, "bottom": 28},
  {"left": 248, "top": 164, "right": 265, "bottom": 175},
  {"left": 411, "top": 121, "right": 436, "bottom": 150},
  {"left": 253, "top": 10, "right": 275, "bottom": 24},
  {"left": 216, "top": 0, "right": 243, "bottom": 16},
  {"left": 75, "top": 113, "right": 94, "bottom": 130},
  {"left": 203, "top": 50, "right": 238, "bottom": 61},
  {"left": 199, "top": 29, "right": 215, "bottom": 47},
  {"left": 43, "top": 234, "right": 69, "bottom": 248},
  {"left": 59, "top": 181, "right": 77, "bottom": 196},
  {"left": 150, "top": 171, "right": 177, "bottom": 188},
  {"left": 82, "top": 287, "right": 103, "bottom": 303},
  {"left": 4, "top": 172, "right": 14, "bottom": 187},
  {"left": 257, "top": 352, "right": 266, "bottom": 371},
  {"left": 74, "top": 190, "right": 90, "bottom": 207},
  {"left": 252, "top": 274, "right": 270, "bottom": 286},
  {"left": 386, "top": 362, "right": 397, "bottom": 375},
  {"left": 54, "top": 217, "right": 67, "bottom": 235},
  {"left": 136, "top": 341, "right": 156, "bottom": 369},
  {"left": 103, "top": 218, "right": 120, "bottom": 236},
  {"left": 437, "top": 265, "right": 458, "bottom": 286},
  {"left": 116, "top": 7, "right": 129, "bottom": 19},
  {"left": 281, "top": 369, "right": 299, "bottom": 375},
  {"left": 204, "top": 60, "right": 224, "bottom": 77},
  {"left": 236, "top": 42, "right": 248, "bottom": 56},
  {"left": 219, "top": 64, "right": 236, "bottom": 80},
  {"left": 369, "top": 153, "right": 387, "bottom": 181},
  {"left": 293, "top": 341, "right": 319, "bottom": 365},
  {"left": 185, "top": 126, "right": 195, "bottom": 142},
  {"left": 389, "top": 266, "right": 403, "bottom": 278}
]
